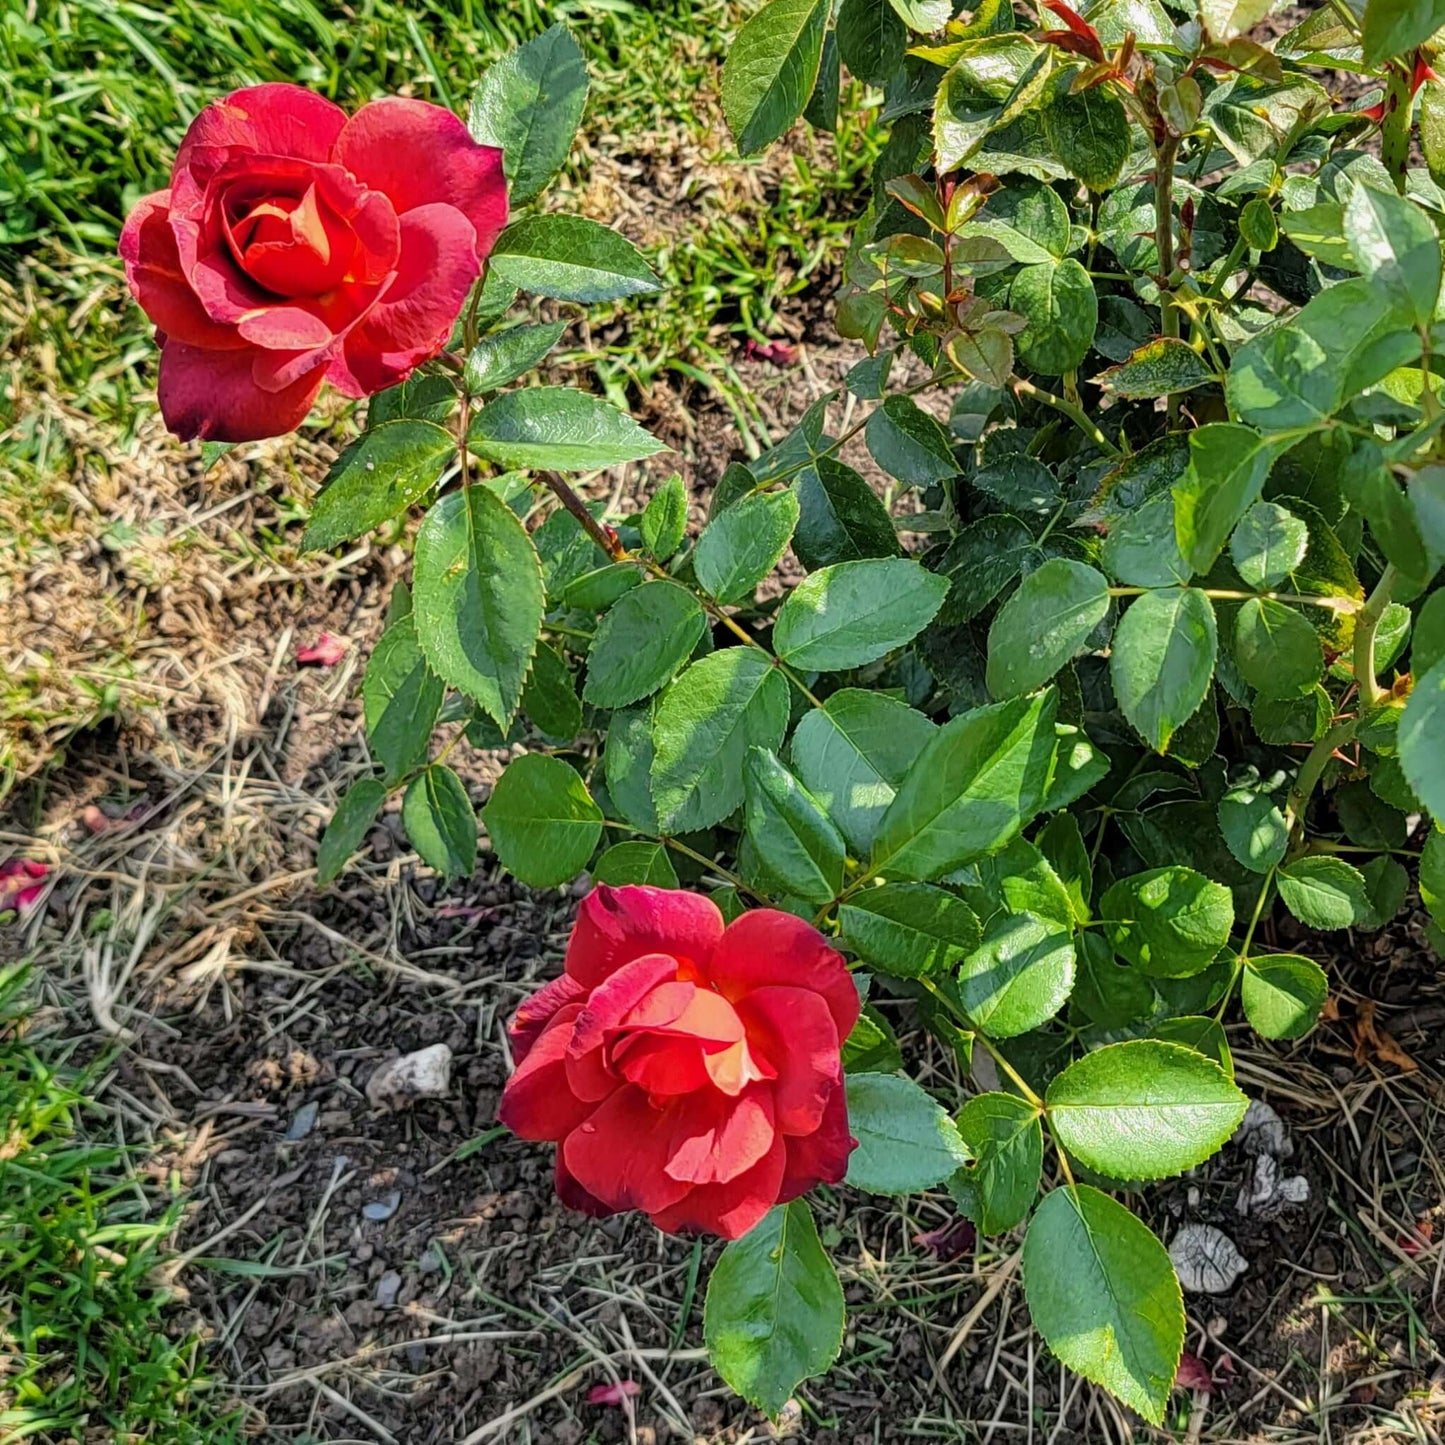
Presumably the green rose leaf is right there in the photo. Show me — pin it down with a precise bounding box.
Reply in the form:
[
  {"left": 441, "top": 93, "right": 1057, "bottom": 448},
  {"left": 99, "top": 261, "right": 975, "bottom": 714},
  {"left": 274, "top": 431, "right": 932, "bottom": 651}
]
[
  {"left": 837, "top": 0, "right": 906, "bottom": 84},
  {"left": 303, "top": 420, "right": 456, "bottom": 552},
  {"left": 1101, "top": 494, "right": 1192, "bottom": 588},
  {"left": 840, "top": 882, "right": 982, "bottom": 978},
  {"left": 694, "top": 486, "right": 800, "bottom": 604},
  {"left": 959, "top": 835, "right": 1077, "bottom": 930},
  {"left": 641, "top": 473, "right": 688, "bottom": 560},
  {"left": 1239, "top": 195, "right": 1279, "bottom": 251},
  {"left": 933, "top": 35, "right": 1048, "bottom": 172},
  {"left": 1230, "top": 502, "right": 1308, "bottom": 590},
  {"left": 793, "top": 458, "right": 900, "bottom": 571},
  {"left": 1096, "top": 338, "right": 1217, "bottom": 399},
  {"left": 490, "top": 215, "right": 661, "bottom": 302},
  {"left": 651, "top": 649, "right": 791, "bottom": 831},
  {"left": 865, "top": 395, "right": 959, "bottom": 484},
  {"left": 774, "top": 557, "right": 949, "bottom": 671},
  {"left": 961, "top": 178, "right": 1071, "bottom": 265},
  {"left": 1200, "top": 0, "right": 1274, "bottom": 39},
  {"left": 958, "top": 909, "right": 1076, "bottom": 1037},
  {"left": 1100, "top": 865, "right": 1234, "bottom": 977},
  {"left": 363, "top": 615, "right": 444, "bottom": 782},
  {"left": 317, "top": 777, "right": 387, "bottom": 886},
  {"left": 743, "top": 747, "right": 847, "bottom": 905},
  {"left": 583, "top": 581, "right": 707, "bottom": 709},
  {"left": 986, "top": 559, "right": 1111, "bottom": 699},
  {"left": 462, "top": 320, "right": 568, "bottom": 395},
  {"left": 939, "top": 513, "right": 1039, "bottom": 622},
  {"left": 481, "top": 753, "right": 603, "bottom": 888},
  {"left": 468, "top": 23, "right": 589, "bottom": 204},
  {"left": 1400, "top": 657, "right": 1445, "bottom": 820},
  {"left": 1362, "top": 0, "right": 1445, "bottom": 67},
  {"left": 1073, "top": 931, "right": 1158, "bottom": 1027},
  {"left": 1023, "top": 1185, "right": 1183, "bottom": 1426},
  {"left": 1008, "top": 259, "right": 1097, "bottom": 376},
  {"left": 871, "top": 690, "right": 1059, "bottom": 880},
  {"left": 1275, "top": 855, "right": 1372, "bottom": 929},
  {"left": 1419, "top": 829, "right": 1445, "bottom": 926},
  {"left": 1233, "top": 597, "right": 1324, "bottom": 699},
  {"left": 1172, "top": 423, "right": 1280, "bottom": 575},
  {"left": 368, "top": 373, "right": 456, "bottom": 427},
  {"left": 1343, "top": 184, "right": 1442, "bottom": 328},
  {"left": 1225, "top": 278, "right": 1419, "bottom": 432},
  {"left": 950, "top": 1092, "right": 1044, "bottom": 1235},
  {"left": 1041, "top": 85, "right": 1130, "bottom": 191},
  {"left": 704, "top": 1201, "right": 845, "bottom": 1415},
  {"left": 469, "top": 386, "right": 667, "bottom": 471},
  {"left": 1109, "top": 588, "right": 1218, "bottom": 753},
  {"left": 845, "top": 1072, "right": 972, "bottom": 1193},
  {"left": 1217, "top": 786, "right": 1288, "bottom": 874},
  {"left": 592, "top": 840, "right": 679, "bottom": 888},
  {"left": 722, "top": 0, "right": 832, "bottom": 155},
  {"left": 605, "top": 704, "right": 660, "bottom": 833},
  {"left": 402, "top": 764, "right": 477, "bottom": 880},
  {"left": 1045, "top": 1039, "right": 1248, "bottom": 1179},
  {"left": 889, "top": 0, "right": 953, "bottom": 26},
  {"left": 790, "top": 690, "right": 938, "bottom": 853},
  {"left": 1242, "top": 953, "right": 1329, "bottom": 1039},
  {"left": 413, "top": 487, "right": 544, "bottom": 728},
  {"left": 520, "top": 641, "right": 582, "bottom": 740}
]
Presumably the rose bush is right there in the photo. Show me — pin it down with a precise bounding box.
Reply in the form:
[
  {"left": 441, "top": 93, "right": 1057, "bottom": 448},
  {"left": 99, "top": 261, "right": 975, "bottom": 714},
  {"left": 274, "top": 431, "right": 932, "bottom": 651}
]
[
  {"left": 121, "top": 8, "right": 1445, "bottom": 1431},
  {"left": 119, "top": 83, "right": 506, "bottom": 442},
  {"left": 500, "top": 884, "right": 858, "bottom": 1239}
]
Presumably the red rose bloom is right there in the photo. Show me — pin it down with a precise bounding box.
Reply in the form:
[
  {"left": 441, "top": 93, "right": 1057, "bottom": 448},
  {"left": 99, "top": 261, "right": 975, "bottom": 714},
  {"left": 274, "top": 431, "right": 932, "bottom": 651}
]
[
  {"left": 118, "top": 83, "right": 507, "bottom": 443},
  {"left": 500, "top": 885, "right": 859, "bottom": 1240}
]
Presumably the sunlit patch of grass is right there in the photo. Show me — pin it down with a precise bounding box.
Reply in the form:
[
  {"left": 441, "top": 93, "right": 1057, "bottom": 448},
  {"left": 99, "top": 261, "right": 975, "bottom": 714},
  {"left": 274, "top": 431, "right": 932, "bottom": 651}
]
[{"left": 0, "top": 965, "right": 242, "bottom": 1442}]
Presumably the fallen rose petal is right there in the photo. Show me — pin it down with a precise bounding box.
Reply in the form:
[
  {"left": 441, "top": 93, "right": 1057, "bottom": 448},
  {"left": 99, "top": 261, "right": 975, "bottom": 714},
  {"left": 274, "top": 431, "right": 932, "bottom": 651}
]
[
  {"left": 1175, "top": 1352, "right": 1214, "bottom": 1393},
  {"left": 746, "top": 339, "right": 800, "bottom": 366},
  {"left": 0, "top": 859, "right": 50, "bottom": 914},
  {"left": 297, "top": 632, "right": 349, "bottom": 666},
  {"left": 587, "top": 1380, "right": 640, "bottom": 1407},
  {"left": 1398, "top": 1219, "right": 1434, "bottom": 1256},
  {"left": 913, "top": 1217, "right": 976, "bottom": 1261}
]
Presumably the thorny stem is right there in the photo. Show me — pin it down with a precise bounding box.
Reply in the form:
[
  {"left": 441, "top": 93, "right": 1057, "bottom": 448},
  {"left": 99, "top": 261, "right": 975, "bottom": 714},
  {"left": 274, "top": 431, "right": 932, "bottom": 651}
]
[
  {"left": 1352, "top": 564, "right": 1399, "bottom": 707},
  {"left": 1380, "top": 62, "right": 1414, "bottom": 193},
  {"left": 538, "top": 470, "right": 628, "bottom": 561},
  {"left": 1011, "top": 377, "right": 1122, "bottom": 457}
]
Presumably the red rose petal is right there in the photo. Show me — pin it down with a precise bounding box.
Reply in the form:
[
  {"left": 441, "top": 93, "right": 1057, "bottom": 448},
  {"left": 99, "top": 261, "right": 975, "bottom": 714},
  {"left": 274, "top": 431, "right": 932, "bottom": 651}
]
[
  {"left": 562, "top": 1087, "right": 693, "bottom": 1216},
  {"left": 120, "top": 190, "right": 244, "bottom": 350},
  {"left": 650, "top": 1132, "right": 786, "bottom": 1240},
  {"left": 156, "top": 338, "right": 325, "bottom": 442},
  {"left": 777, "top": 1084, "right": 856, "bottom": 1203},
  {"left": 665, "top": 1084, "right": 775, "bottom": 1186},
  {"left": 498, "top": 1004, "right": 590, "bottom": 1143},
  {"left": 709, "top": 909, "right": 860, "bottom": 1040},
  {"left": 333, "top": 97, "right": 508, "bottom": 258},
  {"left": 564, "top": 885, "right": 724, "bottom": 989},
  {"left": 587, "top": 1381, "right": 640, "bottom": 1407},
  {"left": 173, "top": 84, "right": 348, "bottom": 182},
  {"left": 295, "top": 633, "right": 349, "bottom": 666},
  {"left": 509, "top": 972, "right": 588, "bottom": 1065},
  {"left": 738, "top": 985, "right": 840, "bottom": 1135},
  {"left": 340, "top": 203, "right": 481, "bottom": 393}
]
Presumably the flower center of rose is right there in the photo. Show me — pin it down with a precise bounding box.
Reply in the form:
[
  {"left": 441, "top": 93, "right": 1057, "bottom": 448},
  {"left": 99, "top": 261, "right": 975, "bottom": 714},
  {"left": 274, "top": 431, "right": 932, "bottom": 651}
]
[
  {"left": 223, "top": 180, "right": 355, "bottom": 298},
  {"left": 609, "top": 977, "right": 775, "bottom": 1102}
]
